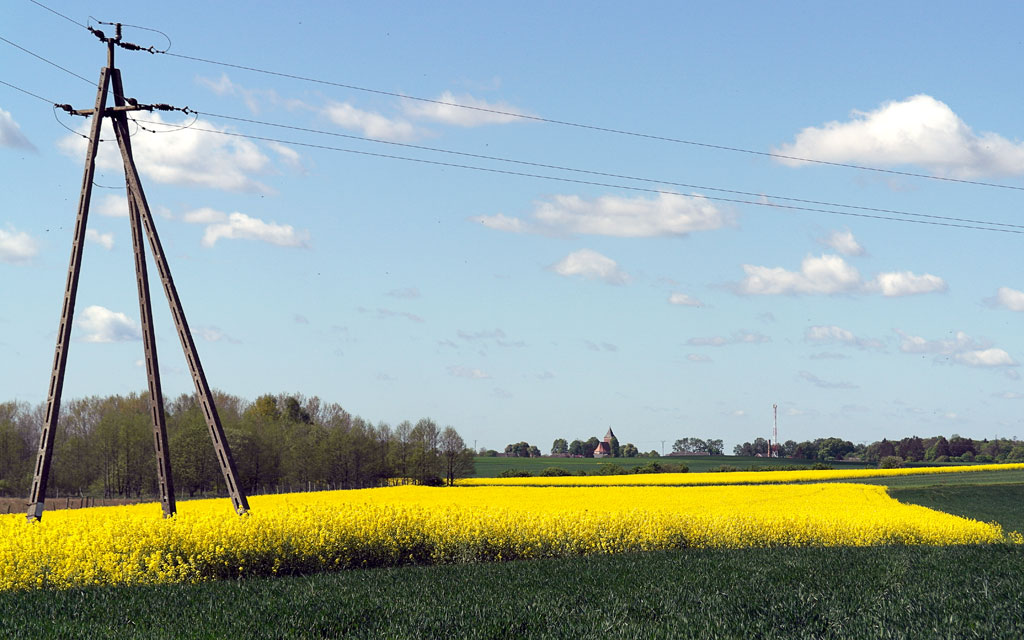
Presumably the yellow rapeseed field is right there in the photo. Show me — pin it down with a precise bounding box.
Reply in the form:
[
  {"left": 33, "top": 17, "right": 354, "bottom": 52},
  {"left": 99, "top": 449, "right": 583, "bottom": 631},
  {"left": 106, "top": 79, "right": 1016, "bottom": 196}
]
[
  {"left": 0, "top": 481, "right": 1014, "bottom": 590},
  {"left": 457, "top": 462, "right": 1024, "bottom": 487}
]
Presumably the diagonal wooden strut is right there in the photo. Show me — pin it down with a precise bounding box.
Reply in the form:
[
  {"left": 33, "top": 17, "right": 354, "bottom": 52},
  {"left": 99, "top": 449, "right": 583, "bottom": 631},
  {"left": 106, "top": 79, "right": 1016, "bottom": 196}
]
[
  {"left": 110, "top": 69, "right": 176, "bottom": 518},
  {"left": 26, "top": 65, "right": 111, "bottom": 522},
  {"left": 27, "top": 43, "right": 250, "bottom": 520},
  {"left": 109, "top": 70, "right": 250, "bottom": 516}
]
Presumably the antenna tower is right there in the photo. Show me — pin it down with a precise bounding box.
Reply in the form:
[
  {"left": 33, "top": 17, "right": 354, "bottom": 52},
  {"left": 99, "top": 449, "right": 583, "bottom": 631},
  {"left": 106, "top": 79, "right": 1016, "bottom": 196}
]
[
  {"left": 772, "top": 403, "right": 778, "bottom": 458},
  {"left": 26, "top": 23, "right": 249, "bottom": 521}
]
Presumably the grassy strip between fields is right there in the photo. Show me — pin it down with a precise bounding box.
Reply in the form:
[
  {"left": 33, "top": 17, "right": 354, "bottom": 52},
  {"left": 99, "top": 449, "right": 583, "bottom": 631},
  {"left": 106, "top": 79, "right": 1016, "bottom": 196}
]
[{"left": 1, "top": 545, "right": 1023, "bottom": 639}]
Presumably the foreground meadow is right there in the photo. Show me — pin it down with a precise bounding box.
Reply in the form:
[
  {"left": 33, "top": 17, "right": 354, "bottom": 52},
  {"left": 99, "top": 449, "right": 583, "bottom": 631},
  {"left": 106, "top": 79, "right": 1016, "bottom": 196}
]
[{"left": 0, "top": 477, "right": 1016, "bottom": 591}]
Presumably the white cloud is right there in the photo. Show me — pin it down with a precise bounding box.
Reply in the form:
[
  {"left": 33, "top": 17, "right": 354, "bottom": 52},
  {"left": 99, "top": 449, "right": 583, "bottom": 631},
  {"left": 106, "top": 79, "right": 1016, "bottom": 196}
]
[
  {"left": 868, "top": 271, "right": 947, "bottom": 297},
  {"left": 821, "top": 230, "right": 864, "bottom": 256},
  {"left": 323, "top": 101, "right": 421, "bottom": 142},
  {"left": 993, "top": 391, "right": 1024, "bottom": 400},
  {"left": 403, "top": 91, "right": 530, "bottom": 127},
  {"left": 0, "top": 227, "right": 39, "bottom": 264},
  {"left": 550, "top": 249, "right": 630, "bottom": 285},
  {"left": 668, "top": 293, "right": 703, "bottom": 307},
  {"left": 268, "top": 142, "right": 302, "bottom": 169},
  {"left": 955, "top": 349, "right": 1016, "bottom": 367},
  {"left": 991, "top": 287, "right": 1024, "bottom": 312},
  {"left": 896, "top": 330, "right": 1017, "bottom": 368},
  {"left": 798, "top": 370, "right": 859, "bottom": 389},
  {"left": 96, "top": 194, "right": 129, "bottom": 218},
  {"left": 59, "top": 114, "right": 274, "bottom": 193},
  {"left": 805, "top": 325, "right": 883, "bottom": 349},
  {"left": 198, "top": 326, "right": 240, "bottom": 344},
  {"left": 687, "top": 353, "right": 712, "bottom": 363},
  {"left": 688, "top": 331, "right": 770, "bottom": 347},
  {"left": 775, "top": 94, "right": 1024, "bottom": 178},
  {"left": 77, "top": 305, "right": 140, "bottom": 342},
  {"left": 85, "top": 229, "right": 114, "bottom": 250},
  {"left": 358, "top": 307, "right": 425, "bottom": 323},
  {"left": 447, "top": 365, "right": 491, "bottom": 379},
  {"left": 183, "top": 207, "right": 229, "bottom": 224},
  {"left": 737, "top": 254, "right": 862, "bottom": 295},
  {"left": 0, "top": 108, "right": 35, "bottom": 150},
  {"left": 474, "top": 193, "right": 733, "bottom": 238},
  {"left": 193, "top": 210, "right": 310, "bottom": 248},
  {"left": 737, "top": 254, "right": 946, "bottom": 297}
]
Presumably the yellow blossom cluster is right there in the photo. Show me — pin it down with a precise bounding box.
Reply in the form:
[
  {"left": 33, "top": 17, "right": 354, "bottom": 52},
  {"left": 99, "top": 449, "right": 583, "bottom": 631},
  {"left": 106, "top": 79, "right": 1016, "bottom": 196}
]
[
  {"left": 0, "top": 482, "right": 1011, "bottom": 590},
  {"left": 457, "top": 462, "right": 1024, "bottom": 487}
]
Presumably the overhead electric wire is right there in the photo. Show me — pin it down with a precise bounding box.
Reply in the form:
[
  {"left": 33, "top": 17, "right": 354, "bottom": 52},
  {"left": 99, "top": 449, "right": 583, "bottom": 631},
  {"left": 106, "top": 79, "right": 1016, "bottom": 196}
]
[
  {"left": 23, "top": 0, "right": 1024, "bottom": 194},
  {"left": 154, "top": 51, "right": 1024, "bottom": 194},
  {"left": 192, "top": 109, "right": 1024, "bottom": 232},
  {"left": 26, "top": 0, "right": 87, "bottom": 29},
  {"left": 0, "top": 77, "right": 56, "bottom": 104},
  {"left": 131, "top": 116, "right": 1024, "bottom": 235},
  {"left": 0, "top": 34, "right": 95, "bottom": 86}
]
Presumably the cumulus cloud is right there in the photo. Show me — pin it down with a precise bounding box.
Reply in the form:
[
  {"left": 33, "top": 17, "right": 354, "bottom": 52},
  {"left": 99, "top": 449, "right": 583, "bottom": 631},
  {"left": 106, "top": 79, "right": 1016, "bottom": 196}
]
[
  {"left": 197, "top": 326, "right": 241, "bottom": 343},
  {"left": 668, "top": 293, "right": 703, "bottom": 307},
  {"left": 550, "top": 249, "right": 630, "bottom": 285},
  {"left": 183, "top": 208, "right": 309, "bottom": 248},
  {"left": 0, "top": 227, "right": 39, "bottom": 264},
  {"left": 989, "top": 287, "right": 1024, "bottom": 311},
  {"left": 473, "top": 192, "right": 733, "bottom": 238},
  {"left": 0, "top": 108, "right": 35, "bottom": 150},
  {"left": 323, "top": 101, "right": 421, "bottom": 142},
  {"left": 868, "top": 271, "right": 947, "bottom": 297},
  {"left": 688, "top": 331, "right": 770, "bottom": 347},
  {"left": 85, "top": 229, "right": 114, "bottom": 250},
  {"left": 447, "top": 365, "right": 491, "bottom": 379},
  {"left": 736, "top": 254, "right": 945, "bottom": 297},
  {"left": 77, "top": 305, "right": 140, "bottom": 342},
  {"left": 403, "top": 91, "right": 530, "bottom": 127},
  {"left": 774, "top": 94, "right": 1024, "bottom": 178},
  {"left": 821, "top": 230, "right": 864, "bottom": 256},
  {"left": 805, "top": 325, "right": 883, "bottom": 349},
  {"left": 457, "top": 328, "right": 525, "bottom": 348},
  {"left": 96, "top": 194, "right": 129, "bottom": 217},
  {"left": 896, "top": 329, "right": 1017, "bottom": 368},
  {"left": 59, "top": 114, "right": 274, "bottom": 193},
  {"left": 737, "top": 254, "right": 861, "bottom": 295},
  {"left": 798, "top": 370, "right": 859, "bottom": 389},
  {"left": 358, "top": 307, "right": 425, "bottom": 323}
]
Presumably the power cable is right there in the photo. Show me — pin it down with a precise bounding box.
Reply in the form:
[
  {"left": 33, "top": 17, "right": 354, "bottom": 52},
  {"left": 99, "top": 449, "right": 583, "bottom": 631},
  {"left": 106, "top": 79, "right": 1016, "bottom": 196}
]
[
  {"left": 193, "top": 109, "right": 1024, "bottom": 232},
  {"left": 0, "top": 34, "right": 95, "bottom": 86},
  {"left": 130, "top": 118, "right": 1024, "bottom": 235},
  {"left": 157, "top": 51, "right": 1024, "bottom": 194},
  {"left": 0, "top": 77, "right": 55, "bottom": 104},
  {"left": 23, "top": 0, "right": 1024, "bottom": 193},
  {"left": 26, "top": 0, "right": 87, "bottom": 29}
]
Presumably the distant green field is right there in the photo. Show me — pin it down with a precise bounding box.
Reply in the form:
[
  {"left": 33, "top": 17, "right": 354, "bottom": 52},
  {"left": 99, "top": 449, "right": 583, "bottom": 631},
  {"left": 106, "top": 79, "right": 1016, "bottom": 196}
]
[{"left": 471, "top": 455, "right": 872, "bottom": 477}]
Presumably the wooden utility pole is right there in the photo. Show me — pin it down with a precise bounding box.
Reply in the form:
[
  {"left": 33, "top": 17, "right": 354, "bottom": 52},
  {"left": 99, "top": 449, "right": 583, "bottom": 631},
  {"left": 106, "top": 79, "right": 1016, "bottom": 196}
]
[{"left": 27, "top": 24, "right": 249, "bottom": 521}]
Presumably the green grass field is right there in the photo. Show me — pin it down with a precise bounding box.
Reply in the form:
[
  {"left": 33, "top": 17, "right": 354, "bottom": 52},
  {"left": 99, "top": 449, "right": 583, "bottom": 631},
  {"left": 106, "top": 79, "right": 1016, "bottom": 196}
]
[
  {"left": 470, "top": 454, "right": 872, "bottom": 476},
  {"left": 4, "top": 466, "right": 1024, "bottom": 638},
  {"left": 2, "top": 544, "right": 1023, "bottom": 639}
]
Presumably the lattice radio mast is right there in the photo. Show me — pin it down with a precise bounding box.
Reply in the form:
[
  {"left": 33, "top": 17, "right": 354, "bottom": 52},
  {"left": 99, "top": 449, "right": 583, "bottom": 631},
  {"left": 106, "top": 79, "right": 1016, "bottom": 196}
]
[{"left": 26, "top": 23, "right": 250, "bottom": 521}]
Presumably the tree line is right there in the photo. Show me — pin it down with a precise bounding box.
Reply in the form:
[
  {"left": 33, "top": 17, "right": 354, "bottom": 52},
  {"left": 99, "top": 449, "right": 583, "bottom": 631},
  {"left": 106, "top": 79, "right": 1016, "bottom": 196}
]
[
  {"left": 732, "top": 434, "right": 1024, "bottom": 464},
  {"left": 0, "top": 392, "right": 475, "bottom": 499}
]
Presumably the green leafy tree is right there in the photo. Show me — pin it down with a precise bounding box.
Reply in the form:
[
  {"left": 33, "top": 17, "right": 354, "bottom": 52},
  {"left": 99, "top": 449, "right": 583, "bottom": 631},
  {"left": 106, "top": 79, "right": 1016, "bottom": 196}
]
[
  {"left": 439, "top": 426, "right": 475, "bottom": 485},
  {"left": 551, "top": 438, "right": 568, "bottom": 455},
  {"left": 621, "top": 443, "right": 638, "bottom": 458}
]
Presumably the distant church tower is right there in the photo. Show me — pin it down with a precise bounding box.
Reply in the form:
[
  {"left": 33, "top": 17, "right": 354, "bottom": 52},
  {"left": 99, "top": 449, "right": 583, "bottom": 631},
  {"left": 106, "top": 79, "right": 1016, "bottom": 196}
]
[{"left": 593, "top": 427, "right": 616, "bottom": 458}]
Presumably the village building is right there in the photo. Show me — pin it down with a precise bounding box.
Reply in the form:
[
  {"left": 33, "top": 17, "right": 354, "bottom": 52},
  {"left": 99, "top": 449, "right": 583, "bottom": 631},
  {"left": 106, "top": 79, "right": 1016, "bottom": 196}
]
[{"left": 593, "top": 427, "right": 616, "bottom": 458}]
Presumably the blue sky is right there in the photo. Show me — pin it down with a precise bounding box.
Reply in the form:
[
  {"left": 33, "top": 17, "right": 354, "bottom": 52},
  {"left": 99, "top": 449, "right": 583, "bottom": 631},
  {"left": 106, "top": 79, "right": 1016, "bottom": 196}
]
[{"left": 4, "top": 1, "right": 1024, "bottom": 453}]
